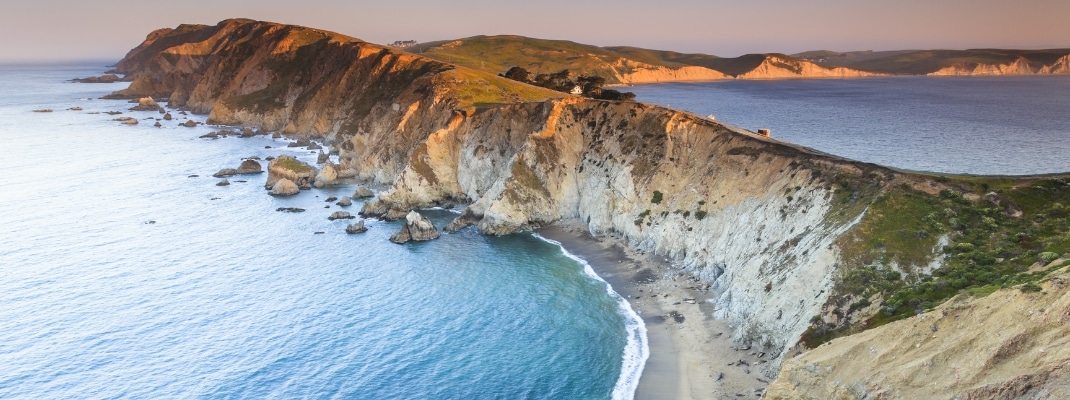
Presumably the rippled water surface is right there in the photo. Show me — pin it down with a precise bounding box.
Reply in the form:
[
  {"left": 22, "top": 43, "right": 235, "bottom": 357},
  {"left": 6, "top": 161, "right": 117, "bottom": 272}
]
[
  {"left": 0, "top": 64, "right": 642, "bottom": 399},
  {"left": 629, "top": 76, "right": 1070, "bottom": 175}
]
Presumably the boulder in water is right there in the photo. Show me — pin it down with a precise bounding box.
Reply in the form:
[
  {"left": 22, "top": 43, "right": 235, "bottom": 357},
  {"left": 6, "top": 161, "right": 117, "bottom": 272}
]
[
  {"left": 182, "top": 120, "right": 197, "bottom": 127},
  {"left": 212, "top": 168, "right": 239, "bottom": 177},
  {"left": 237, "top": 159, "right": 262, "bottom": 174},
  {"left": 345, "top": 220, "right": 367, "bottom": 234},
  {"left": 389, "top": 211, "right": 441, "bottom": 244},
  {"left": 163, "top": 112, "right": 172, "bottom": 120},
  {"left": 129, "top": 97, "right": 160, "bottom": 111},
  {"left": 216, "top": 179, "right": 230, "bottom": 186},
  {"left": 270, "top": 178, "right": 299, "bottom": 196},
  {"left": 336, "top": 196, "right": 353, "bottom": 207},
  {"left": 265, "top": 156, "right": 316, "bottom": 190},
  {"left": 328, "top": 211, "right": 355, "bottom": 220}
]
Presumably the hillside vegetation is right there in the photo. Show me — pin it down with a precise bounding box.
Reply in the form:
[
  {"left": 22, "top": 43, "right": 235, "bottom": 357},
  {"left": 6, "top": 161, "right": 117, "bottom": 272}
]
[{"left": 405, "top": 35, "right": 876, "bottom": 83}]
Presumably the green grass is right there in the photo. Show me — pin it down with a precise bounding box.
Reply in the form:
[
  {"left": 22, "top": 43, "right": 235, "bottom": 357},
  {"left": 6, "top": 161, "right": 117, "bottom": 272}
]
[
  {"left": 442, "top": 69, "right": 562, "bottom": 109},
  {"left": 806, "top": 175, "right": 1070, "bottom": 347},
  {"left": 275, "top": 156, "right": 313, "bottom": 173}
]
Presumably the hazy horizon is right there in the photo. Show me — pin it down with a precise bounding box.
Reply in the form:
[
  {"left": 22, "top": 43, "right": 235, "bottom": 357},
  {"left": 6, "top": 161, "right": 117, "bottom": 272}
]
[{"left": 2, "top": 0, "right": 1068, "bottom": 63}]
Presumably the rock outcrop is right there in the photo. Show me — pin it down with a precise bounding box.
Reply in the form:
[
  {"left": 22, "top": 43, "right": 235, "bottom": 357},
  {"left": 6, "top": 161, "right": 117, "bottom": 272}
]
[
  {"left": 353, "top": 186, "right": 374, "bottom": 199},
  {"left": 237, "top": 159, "right": 262, "bottom": 174},
  {"left": 129, "top": 97, "right": 162, "bottom": 111},
  {"left": 269, "top": 178, "right": 299, "bottom": 196},
  {"left": 265, "top": 156, "right": 316, "bottom": 191},
  {"left": 345, "top": 220, "right": 367, "bottom": 233},
  {"left": 73, "top": 74, "right": 122, "bottom": 83},
  {"left": 313, "top": 163, "right": 338, "bottom": 188},
  {"left": 328, "top": 211, "right": 355, "bottom": 220},
  {"left": 389, "top": 211, "right": 441, "bottom": 243}
]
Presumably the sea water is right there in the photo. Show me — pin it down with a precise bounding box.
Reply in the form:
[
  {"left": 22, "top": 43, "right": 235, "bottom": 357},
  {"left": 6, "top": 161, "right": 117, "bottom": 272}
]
[
  {"left": 0, "top": 64, "right": 644, "bottom": 399},
  {"left": 629, "top": 76, "right": 1070, "bottom": 175}
]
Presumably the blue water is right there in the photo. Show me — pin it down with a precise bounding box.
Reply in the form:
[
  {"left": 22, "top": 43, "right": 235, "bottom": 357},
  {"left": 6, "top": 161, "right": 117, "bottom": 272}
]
[
  {"left": 0, "top": 64, "right": 645, "bottom": 399},
  {"left": 629, "top": 76, "right": 1070, "bottom": 175}
]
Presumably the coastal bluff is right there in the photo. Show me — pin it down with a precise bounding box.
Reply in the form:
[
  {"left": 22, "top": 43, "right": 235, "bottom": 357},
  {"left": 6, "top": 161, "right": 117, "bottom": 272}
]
[{"left": 109, "top": 18, "right": 1070, "bottom": 394}]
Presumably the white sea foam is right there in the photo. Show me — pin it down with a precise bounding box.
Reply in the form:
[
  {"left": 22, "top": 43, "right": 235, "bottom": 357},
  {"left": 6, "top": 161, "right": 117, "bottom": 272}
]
[{"left": 533, "top": 233, "right": 649, "bottom": 400}]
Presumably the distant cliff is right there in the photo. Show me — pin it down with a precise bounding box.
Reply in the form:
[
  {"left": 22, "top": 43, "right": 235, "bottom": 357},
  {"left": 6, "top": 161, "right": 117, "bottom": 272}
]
[
  {"left": 928, "top": 54, "right": 1070, "bottom": 76},
  {"left": 797, "top": 48, "right": 1070, "bottom": 76},
  {"left": 110, "top": 19, "right": 1070, "bottom": 385},
  {"left": 406, "top": 36, "right": 879, "bottom": 83}
]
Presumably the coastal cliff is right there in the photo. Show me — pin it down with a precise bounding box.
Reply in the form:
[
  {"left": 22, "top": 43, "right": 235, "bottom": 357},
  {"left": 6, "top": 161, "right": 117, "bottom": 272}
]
[
  {"left": 928, "top": 54, "right": 1070, "bottom": 76},
  {"left": 110, "top": 18, "right": 1070, "bottom": 389}
]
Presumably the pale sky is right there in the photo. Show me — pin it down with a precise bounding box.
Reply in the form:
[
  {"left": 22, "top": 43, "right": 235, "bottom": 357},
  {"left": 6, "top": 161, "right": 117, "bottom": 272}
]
[{"left": 1, "top": 0, "right": 1068, "bottom": 62}]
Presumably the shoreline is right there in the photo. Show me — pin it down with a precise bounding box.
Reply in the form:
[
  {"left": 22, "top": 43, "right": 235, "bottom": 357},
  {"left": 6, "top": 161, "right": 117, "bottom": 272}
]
[{"left": 536, "top": 222, "right": 772, "bottom": 400}]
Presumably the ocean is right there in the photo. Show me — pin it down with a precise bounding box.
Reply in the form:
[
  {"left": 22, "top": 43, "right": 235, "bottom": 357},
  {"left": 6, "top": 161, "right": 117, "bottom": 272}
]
[
  {"left": 0, "top": 64, "right": 644, "bottom": 399},
  {"left": 628, "top": 76, "right": 1070, "bottom": 175}
]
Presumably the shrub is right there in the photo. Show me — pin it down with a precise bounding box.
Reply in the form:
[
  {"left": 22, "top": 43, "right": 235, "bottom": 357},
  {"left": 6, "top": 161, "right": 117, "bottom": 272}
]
[
  {"left": 1020, "top": 283, "right": 1042, "bottom": 293},
  {"left": 1038, "top": 252, "right": 1060, "bottom": 264},
  {"left": 695, "top": 210, "right": 708, "bottom": 220},
  {"left": 651, "top": 191, "right": 663, "bottom": 204}
]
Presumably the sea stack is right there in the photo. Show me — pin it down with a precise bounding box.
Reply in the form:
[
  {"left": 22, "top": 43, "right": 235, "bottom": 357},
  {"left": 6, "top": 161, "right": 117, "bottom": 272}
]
[{"left": 389, "top": 211, "right": 440, "bottom": 244}]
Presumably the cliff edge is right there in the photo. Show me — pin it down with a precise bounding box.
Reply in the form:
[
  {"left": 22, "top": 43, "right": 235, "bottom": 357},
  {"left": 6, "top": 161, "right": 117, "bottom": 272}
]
[{"left": 109, "top": 19, "right": 1070, "bottom": 390}]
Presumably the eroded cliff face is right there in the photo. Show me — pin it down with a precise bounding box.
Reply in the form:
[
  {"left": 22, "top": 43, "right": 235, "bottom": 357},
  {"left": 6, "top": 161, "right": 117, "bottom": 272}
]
[
  {"left": 927, "top": 55, "right": 1070, "bottom": 76},
  {"left": 766, "top": 262, "right": 1070, "bottom": 399},
  {"left": 612, "top": 59, "right": 730, "bottom": 83},
  {"left": 111, "top": 19, "right": 1070, "bottom": 384},
  {"left": 735, "top": 55, "right": 883, "bottom": 79},
  {"left": 359, "top": 95, "right": 902, "bottom": 374}
]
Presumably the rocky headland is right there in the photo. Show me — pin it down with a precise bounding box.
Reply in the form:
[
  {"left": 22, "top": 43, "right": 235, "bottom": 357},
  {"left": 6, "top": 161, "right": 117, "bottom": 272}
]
[{"left": 107, "top": 18, "right": 1070, "bottom": 398}]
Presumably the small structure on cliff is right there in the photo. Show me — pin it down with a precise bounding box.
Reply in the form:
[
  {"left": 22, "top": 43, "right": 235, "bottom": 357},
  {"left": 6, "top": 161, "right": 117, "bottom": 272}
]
[{"left": 757, "top": 128, "right": 771, "bottom": 137}]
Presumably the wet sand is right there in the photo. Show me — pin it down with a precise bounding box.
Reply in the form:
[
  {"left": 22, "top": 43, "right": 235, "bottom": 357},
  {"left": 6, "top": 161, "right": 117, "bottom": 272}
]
[{"left": 537, "top": 222, "right": 772, "bottom": 399}]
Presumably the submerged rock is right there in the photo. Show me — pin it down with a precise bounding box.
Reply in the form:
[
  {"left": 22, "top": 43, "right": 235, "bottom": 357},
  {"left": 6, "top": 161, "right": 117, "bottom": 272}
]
[
  {"left": 345, "top": 220, "right": 367, "bottom": 234},
  {"left": 276, "top": 207, "right": 305, "bottom": 213},
  {"left": 212, "top": 168, "right": 240, "bottom": 177},
  {"left": 270, "top": 178, "right": 299, "bottom": 196},
  {"left": 389, "top": 211, "right": 440, "bottom": 244},
  {"left": 72, "top": 74, "right": 121, "bottom": 83}
]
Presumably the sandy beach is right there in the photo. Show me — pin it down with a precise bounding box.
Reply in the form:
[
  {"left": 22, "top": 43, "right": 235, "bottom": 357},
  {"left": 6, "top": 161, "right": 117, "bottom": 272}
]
[{"left": 537, "top": 222, "right": 772, "bottom": 399}]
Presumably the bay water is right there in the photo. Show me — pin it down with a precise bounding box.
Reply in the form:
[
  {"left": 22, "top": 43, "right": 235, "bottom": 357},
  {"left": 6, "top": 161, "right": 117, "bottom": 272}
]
[
  {"left": 628, "top": 76, "right": 1070, "bottom": 175},
  {"left": 0, "top": 64, "right": 643, "bottom": 399}
]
